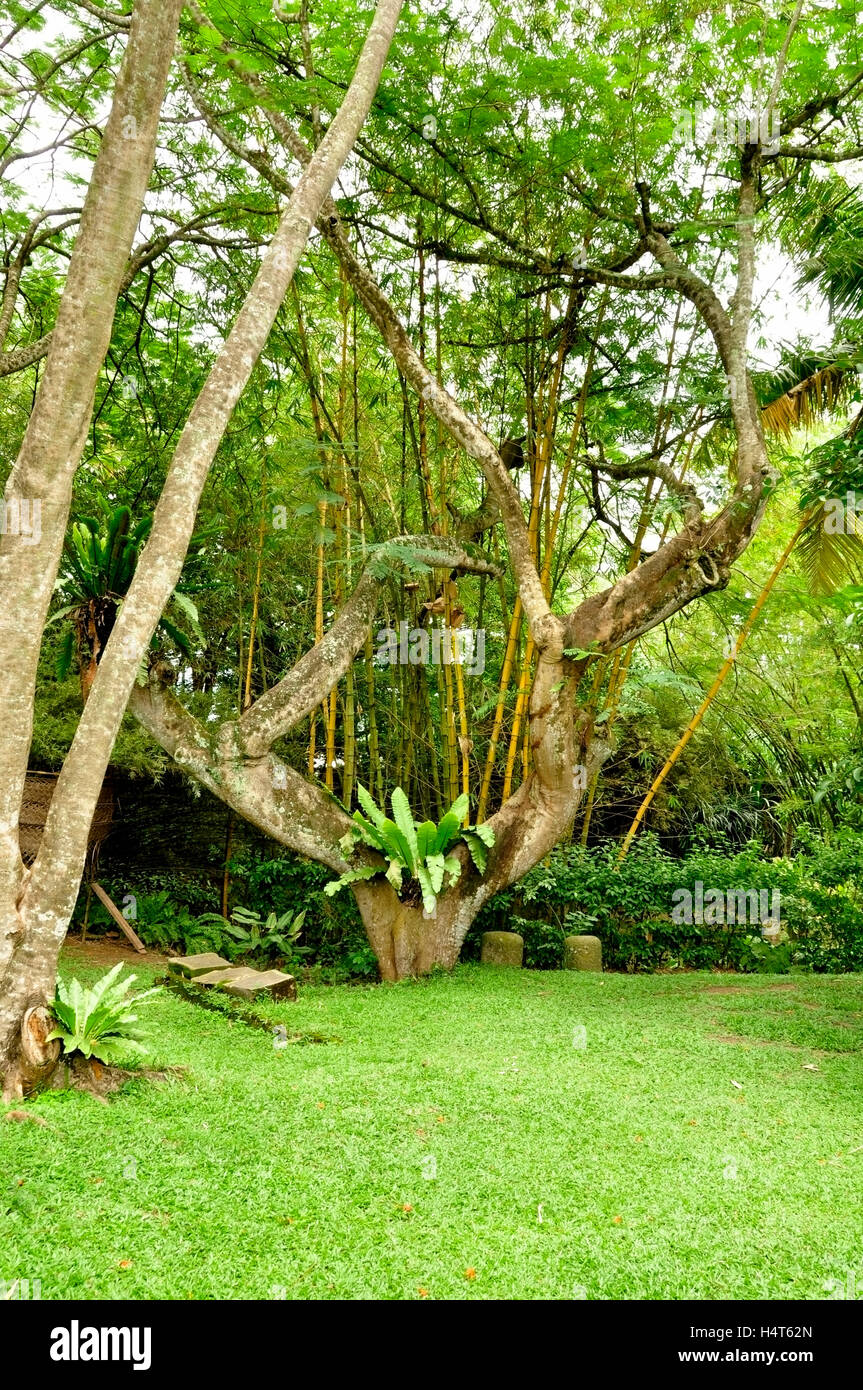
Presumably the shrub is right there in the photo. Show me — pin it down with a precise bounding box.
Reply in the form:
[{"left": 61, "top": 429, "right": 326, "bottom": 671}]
[
  {"left": 196, "top": 906, "right": 308, "bottom": 968},
  {"left": 225, "top": 851, "right": 371, "bottom": 976},
  {"left": 470, "top": 834, "right": 863, "bottom": 973},
  {"left": 48, "top": 964, "right": 158, "bottom": 1066},
  {"left": 72, "top": 878, "right": 223, "bottom": 956},
  {"left": 72, "top": 831, "right": 863, "bottom": 977}
]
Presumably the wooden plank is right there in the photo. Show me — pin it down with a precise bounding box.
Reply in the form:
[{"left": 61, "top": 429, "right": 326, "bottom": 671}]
[{"left": 90, "top": 881, "right": 147, "bottom": 954}]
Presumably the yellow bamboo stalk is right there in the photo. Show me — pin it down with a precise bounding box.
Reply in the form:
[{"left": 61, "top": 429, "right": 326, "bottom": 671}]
[
  {"left": 440, "top": 611, "right": 459, "bottom": 805},
  {"left": 500, "top": 314, "right": 566, "bottom": 798},
  {"left": 308, "top": 503, "right": 325, "bottom": 779},
  {"left": 578, "top": 302, "right": 695, "bottom": 841},
  {"left": 504, "top": 281, "right": 602, "bottom": 799},
  {"left": 453, "top": 629, "right": 470, "bottom": 802},
  {"left": 477, "top": 595, "right": 522, "bottom": 821},
  {"left": 502, "top": 633, "right": 534, "bottom": 800},
  {"left": 578, "top": 420, "right": 704, "bottom": 837},
  {"left": 243, "top": 462, "right": 268, "bottom": 711},
  {"left": 324, "top": 488, "right": 346, "bottom": 791},
  {"left": 416, "top": 222, "right": 441, "bottom": 534},
  {"left": 293, "top": 286, "right": 331, "bottom": 782},
  {"left": 616, "top": 515, "right": 810, "bottom": 864},
  {"left": 479, "top": 286, "right": 600, "bottom": 817}
]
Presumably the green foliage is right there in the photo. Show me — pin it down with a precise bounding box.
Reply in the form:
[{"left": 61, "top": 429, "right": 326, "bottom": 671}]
[
  {"left": 472, "top": 835, "right": 863, "bottom": 974},
  {"left": 48, "top": 963, "right": 158, "bottom": 1067},
  {"left": 60, "top": 503, "right": 151, "bottom": 604},
  {"left": 509, "top": 915, "right": 567, "bottom": 970},
  {"left": 51, "top": 495, "right": 204, "bottom": 682},
  {"left": 29, "top": 628, "right": 170, "bottom": 776},
  {"left": 793, "top": 429, "right": 863, "bottom": 595},
  {"left": 739, "top": 937, "right": 794, "bottom": 975},
  {"left": 793, "top": 179, "right": 863, "bottom": 321},
  {"left": 77, "top": 888, "right": 224, "bottom": 958},
  {"left": 197, "top": 905, "right": 307, "bottom": 966},
  {"left": 84, "top": 888, "right": 308, "bottom": 968},
  {"left": 325, "top": 785, "right": 494, "bottom": 914},
  {"left": 219, "top": 853, "right": 374, "bottom": 978}
]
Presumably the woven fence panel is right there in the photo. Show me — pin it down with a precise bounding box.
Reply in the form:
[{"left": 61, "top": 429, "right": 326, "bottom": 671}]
[
  {"left": 20, "top": 772, "right": 114, "bottom": 865},
  {"left": 21, "top": 770, "right": 277, "bottom": 891},
  {"left": 99, "top": 774, "right": 273, "bottom": 882}
]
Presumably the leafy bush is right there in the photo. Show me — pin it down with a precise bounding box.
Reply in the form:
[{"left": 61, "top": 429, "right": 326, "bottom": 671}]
[
  {"left": 48, "top": 964, "right": 158, "bottom": 1066},
  {"left": 510, "top": 916, "right": 566, "bottom": 969},
  {"left": 73, "top": 881, "right": 230, "bottom": 957},
  {"left": 73, "top": 831, "right": 863, "bottom": 978},
  {"left": 218, "top": 852, "right": 372, "bottom": 978},
  {"left": 470, "top": 834, "right": 863, "bottom": 973},
  {"left": 739, "top": 937, "right": 794, "bottom": 974},
  {"left": 197, "top": 905, "right": 307, "bottom": 967}
]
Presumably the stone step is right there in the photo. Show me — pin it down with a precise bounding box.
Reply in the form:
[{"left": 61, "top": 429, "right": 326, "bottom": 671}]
[
  {"left": 193, "top": 965, "right": 297, "bottom": 1001},
  {"left": 168, "top": 953, "right": 233, "bottom": 978}
]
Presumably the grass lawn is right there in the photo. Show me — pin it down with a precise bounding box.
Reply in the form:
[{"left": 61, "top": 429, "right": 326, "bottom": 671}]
[{"left": 2, "top": 956, "right": 862, "bottom": 1300}]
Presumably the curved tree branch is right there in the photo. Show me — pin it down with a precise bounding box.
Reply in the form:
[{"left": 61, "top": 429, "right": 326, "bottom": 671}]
[{"left": 239, "top": 535, "right": 501, "bottom": 758}]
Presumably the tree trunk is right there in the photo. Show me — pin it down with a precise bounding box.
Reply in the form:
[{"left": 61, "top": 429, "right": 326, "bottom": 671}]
[
  {"left": 352, "top": 881, "right": 465, "bottom": 980},
  {"left": 0, "top": 0, "right": 407, "bottom": 1098},
  {"left": 352, "top": 719, "right": 594, "bottom": 981},
  {"left": 0, "top": 0, "right": 186, "bottom": 1101}
]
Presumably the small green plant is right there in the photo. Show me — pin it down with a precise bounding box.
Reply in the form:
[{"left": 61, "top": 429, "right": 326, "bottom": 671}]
[
  {"left": 739, "top": 935, "right": 795, "bottom": 974},
  {"left": 197, "top": 906, "right": 307, "bottom": 963},
  {"left": 80, "top": 888, "right": 225, "bottom": 957},
  {"left": 325, "top": 785, "right": 495, "bottom": 915},
  {"left": 48, "top": 963, "right": 158, "bottom": 1066},
  {"left": 51, "top": 495, "right": 204, "bottom": 698}
]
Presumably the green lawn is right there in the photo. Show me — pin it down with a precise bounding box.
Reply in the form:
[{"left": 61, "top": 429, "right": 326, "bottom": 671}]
[{"left": 2, "top": 959, "right": 862, "bottom": 1300}]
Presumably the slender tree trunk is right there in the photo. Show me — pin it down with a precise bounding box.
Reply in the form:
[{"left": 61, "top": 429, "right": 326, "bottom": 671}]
[
  {"left": 0, "top": 0, "right": 407, "bottom": 1096},
  {"left": 0, "top": 0, "right": 184, "bottom": 972}
]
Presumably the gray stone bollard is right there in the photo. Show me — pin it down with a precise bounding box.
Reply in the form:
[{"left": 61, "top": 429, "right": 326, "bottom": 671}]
[
  {"left": 563, "top": 934, "right": 602, "bottom": 971},
  {"left": 481, "top": 931, "right": 524, "bottom": 967}
]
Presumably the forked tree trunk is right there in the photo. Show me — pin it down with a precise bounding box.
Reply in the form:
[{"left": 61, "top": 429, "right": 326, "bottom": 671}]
[{"left": 346, "top": 695, "right": 592, "bottom": 980}]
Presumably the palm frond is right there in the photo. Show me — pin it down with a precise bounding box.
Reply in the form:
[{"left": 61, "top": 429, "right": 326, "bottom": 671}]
[
  {"left": 794, "top": 504, "right": 863, "bottom": 596},
  {"left": 791, "top": 179, "right": 863, "bottom": 319},
  {"left": 760, "top": 355, "right": 859, "bottom": 439},
  {"left": 689, "top": 342, "right": 861, "bottom": 473}
]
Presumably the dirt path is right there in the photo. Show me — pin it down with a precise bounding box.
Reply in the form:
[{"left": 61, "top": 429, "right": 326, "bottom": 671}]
[{"left": 61, "top": 933, "right": 170, "bottom": 972}]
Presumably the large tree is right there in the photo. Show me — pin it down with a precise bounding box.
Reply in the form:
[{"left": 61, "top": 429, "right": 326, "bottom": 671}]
[{"left": 128, "top": 0, "right": 863, "bottom": 977}]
